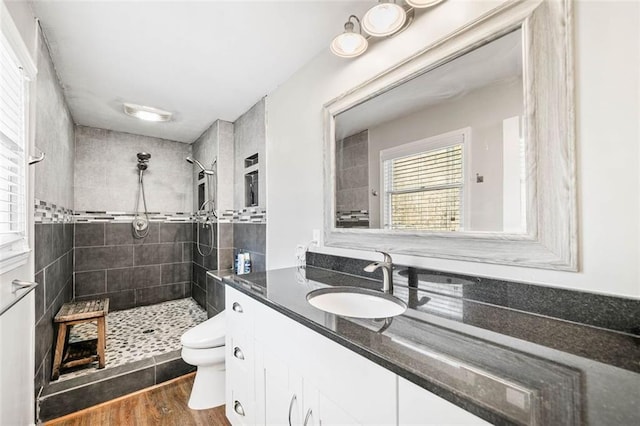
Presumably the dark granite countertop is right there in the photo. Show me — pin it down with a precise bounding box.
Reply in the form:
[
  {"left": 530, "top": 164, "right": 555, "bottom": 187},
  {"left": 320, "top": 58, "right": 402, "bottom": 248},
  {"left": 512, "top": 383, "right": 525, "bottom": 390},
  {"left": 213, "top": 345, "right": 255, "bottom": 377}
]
[{"left": 220, "top": 267, "right": 640, "bottom": 426}]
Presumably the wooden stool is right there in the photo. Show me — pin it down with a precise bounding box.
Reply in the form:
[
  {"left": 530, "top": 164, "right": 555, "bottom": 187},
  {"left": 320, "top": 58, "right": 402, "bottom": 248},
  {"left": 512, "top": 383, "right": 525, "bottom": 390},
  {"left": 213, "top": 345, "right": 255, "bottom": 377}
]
[{"left": 51, "top": 298, "right": 109, "bottom": 380}]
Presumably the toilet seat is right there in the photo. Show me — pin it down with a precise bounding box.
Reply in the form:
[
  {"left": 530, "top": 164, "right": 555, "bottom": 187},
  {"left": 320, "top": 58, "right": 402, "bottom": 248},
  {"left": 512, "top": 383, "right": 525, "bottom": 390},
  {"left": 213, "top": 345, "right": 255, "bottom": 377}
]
[{"left": 181, "top": 311, "right": 225, "bottom": 349}]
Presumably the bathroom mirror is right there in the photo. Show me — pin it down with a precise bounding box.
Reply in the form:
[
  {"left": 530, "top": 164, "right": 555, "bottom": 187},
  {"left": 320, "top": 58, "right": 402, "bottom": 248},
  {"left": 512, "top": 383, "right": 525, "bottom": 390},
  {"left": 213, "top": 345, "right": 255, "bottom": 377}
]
[{"left": 324, "top": 0, "right": 577, "bottom": 270}]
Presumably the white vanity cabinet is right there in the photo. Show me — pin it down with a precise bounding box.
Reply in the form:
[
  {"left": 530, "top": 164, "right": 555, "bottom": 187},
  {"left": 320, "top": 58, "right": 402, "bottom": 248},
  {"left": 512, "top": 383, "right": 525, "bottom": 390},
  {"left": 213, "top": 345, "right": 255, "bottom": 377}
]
[
  {"left": 398, "top": 377, "right": 490, "bottom": 425},
  {"left": 253, "top": 299, "right": 393, "bottom": 426},
  {"left": 225, "top": 286, "right": 489, "bottom": 425}
]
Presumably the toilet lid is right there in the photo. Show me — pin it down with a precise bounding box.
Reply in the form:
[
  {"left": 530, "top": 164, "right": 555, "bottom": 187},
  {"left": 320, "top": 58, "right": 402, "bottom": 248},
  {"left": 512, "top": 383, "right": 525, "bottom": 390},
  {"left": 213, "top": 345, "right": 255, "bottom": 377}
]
[{"left": 181, "top": 311, "right": 225, "bottom": 348}]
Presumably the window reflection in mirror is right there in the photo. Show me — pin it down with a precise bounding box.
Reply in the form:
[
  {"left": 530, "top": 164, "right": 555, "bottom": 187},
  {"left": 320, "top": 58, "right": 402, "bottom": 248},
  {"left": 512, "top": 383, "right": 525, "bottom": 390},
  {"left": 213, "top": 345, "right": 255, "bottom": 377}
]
[{"left": 334, "top": 28, "right": 525, "bottom": 233}]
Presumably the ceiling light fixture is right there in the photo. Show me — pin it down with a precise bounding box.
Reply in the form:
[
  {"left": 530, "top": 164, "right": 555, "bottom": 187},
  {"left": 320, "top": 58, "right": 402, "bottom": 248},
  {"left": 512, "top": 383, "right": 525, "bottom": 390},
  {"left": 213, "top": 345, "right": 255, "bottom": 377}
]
[
  {"left": 362, "top": 0, "right": 407, "bottom": 37},
  {"left": 123, "top": 103, "right": 172, "bottom": 122},
  {"left": 330, "top": 15, "right": 368, "bottom": 58},
  {"left": 405, "top": 0, "right": 445, "bottom": 8}
]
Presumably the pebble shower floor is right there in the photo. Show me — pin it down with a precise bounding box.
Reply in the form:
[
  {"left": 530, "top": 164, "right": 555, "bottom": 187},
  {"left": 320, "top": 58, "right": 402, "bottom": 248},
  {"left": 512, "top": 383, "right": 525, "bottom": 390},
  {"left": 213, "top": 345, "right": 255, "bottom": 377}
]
[{"left": 58, "top": 298, "right": 208, "bottom": 381}]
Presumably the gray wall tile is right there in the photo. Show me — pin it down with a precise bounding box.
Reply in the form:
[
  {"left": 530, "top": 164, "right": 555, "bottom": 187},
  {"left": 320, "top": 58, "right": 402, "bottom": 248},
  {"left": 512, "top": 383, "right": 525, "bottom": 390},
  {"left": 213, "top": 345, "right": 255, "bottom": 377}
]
[
  {"left": 206, "top": 274, "right": 225, "bottom": 313},
  {"left": 74, "top": 223, "right": 105, "bottom": 247},
  {"left": 161, "top": 262, "right": 191, "bottom": 284},
  {"left": 132, "top": 266, "right": 161, "bottom": 288},
  {"left": 182, "top": 242, "right": 193, "bottom": 262},
  {"left": 233, "top": 223, "right": 266, "bottom": 255},
  {"left": 75, "top": 246, "right": 134, "bottom": 271},
  {"left": 218, "top": 248, "right": 234, "bottom": 271},
  {"left": 134, "top": 243, "right": 182, "bottom": 266},
  {"left": 34, "top": 270, "right": 45, "bottom": 323},
  {"left": 75, "top": 270, "right": 106, "bottom": 297},
  {"left": 35, "top": 224, "right": 53, "bottom": 272},
  {"left": 192, "top": 263, "right": 207, "bottom": 288},
  {"left": 52, "top": 224, "right": 65, "bottom": 260},
  {"left": 76, "top": 290, "right": 135, "bottom": 311},
  {"left": 105, "top": 223, "right": 159, "bottom": 245},
  {"left": 193, "top": 223, "right": 213, "bottom": 246},
  {"left": 191, "top": 282, "right": 206, "bottom": 309},
  {"left": 218, "top": 223, "right": 233, "bottom": 248},
  {"left": 106, "top": 268, "right": 132, "bottom": 292},
  {"left": 159, "top": 223, "right": 192, "bottom": 243},
  {"left": 135, "top": 283, "right": 185, "bottom": 306},
  {"left": 34, "top": 305, "right": 53, "bottom": 375}
]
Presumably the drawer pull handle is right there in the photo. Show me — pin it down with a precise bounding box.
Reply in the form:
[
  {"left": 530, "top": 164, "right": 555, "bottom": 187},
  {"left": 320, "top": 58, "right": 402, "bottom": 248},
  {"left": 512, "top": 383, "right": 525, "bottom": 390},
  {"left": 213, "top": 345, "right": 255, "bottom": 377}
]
[
  {"left": 234, "top": 400, "right": 245, "bottom": 416},
  {"left": 288, "top": 394, "right": 297, "bottom": 426},
  {"left": 232, "top": 302, "right": 243, "bottom": 313},
  {"left": 233, "top": 346, "right": 245, "bottom": 360},
  {"left": 303, "top": 408, "right": 313, "bottom": 426}
]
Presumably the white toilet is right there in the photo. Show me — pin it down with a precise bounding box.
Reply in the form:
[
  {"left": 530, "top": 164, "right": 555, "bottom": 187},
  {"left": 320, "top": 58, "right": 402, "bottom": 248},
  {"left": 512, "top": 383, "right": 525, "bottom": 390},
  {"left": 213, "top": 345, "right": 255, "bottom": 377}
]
[{"left": 181, "top": 311, "right": 226, "bottom": 410}]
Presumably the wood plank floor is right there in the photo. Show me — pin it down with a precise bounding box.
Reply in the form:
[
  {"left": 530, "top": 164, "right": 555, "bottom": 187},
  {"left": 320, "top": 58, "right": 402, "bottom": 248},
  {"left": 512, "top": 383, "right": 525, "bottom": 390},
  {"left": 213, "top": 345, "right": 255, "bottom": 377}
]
[{"left": 45, "top": 373, "right": 231, "bottom": 426}]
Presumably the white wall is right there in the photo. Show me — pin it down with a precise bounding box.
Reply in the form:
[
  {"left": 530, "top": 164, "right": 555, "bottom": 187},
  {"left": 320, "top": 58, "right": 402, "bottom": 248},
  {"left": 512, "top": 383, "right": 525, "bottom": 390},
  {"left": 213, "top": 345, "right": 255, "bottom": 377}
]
[{"left": 266, "top": 0, "right": 640, "bottom": 298}]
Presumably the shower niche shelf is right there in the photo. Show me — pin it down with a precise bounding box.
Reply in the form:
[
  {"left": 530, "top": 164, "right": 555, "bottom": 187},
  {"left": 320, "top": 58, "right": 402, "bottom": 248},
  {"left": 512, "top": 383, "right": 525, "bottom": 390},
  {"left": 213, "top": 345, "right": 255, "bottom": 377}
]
[
  {"left": 245, "top": 170, "right": 259, "bottom": 207},
  {"left": 244, "top": 153, "right": 258, "bottom": 168},
  {"left": 244, "top": 153, "right": 259, "bottom": 207}
]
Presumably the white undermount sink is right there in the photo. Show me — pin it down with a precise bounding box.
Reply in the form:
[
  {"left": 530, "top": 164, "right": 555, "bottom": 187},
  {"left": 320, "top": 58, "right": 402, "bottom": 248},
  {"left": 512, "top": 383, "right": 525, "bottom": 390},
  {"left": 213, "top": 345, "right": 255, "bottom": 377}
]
[{"left": 306, "top": 287, "right": 407, "bottom": 319}]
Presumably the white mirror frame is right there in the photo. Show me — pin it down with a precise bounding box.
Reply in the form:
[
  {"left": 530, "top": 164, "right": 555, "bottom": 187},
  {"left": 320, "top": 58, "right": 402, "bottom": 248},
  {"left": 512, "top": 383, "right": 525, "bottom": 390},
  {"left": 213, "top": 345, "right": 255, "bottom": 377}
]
[{"left": 323, "top": 0, "right": 577, "bottom": 271}]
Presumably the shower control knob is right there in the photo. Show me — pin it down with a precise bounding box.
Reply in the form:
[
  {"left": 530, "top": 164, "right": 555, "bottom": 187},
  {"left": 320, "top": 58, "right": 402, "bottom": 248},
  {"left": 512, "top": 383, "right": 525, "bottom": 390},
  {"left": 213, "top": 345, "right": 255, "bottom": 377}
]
[{"left": 133, "top": 217, "right": 148, "bottom": 231}]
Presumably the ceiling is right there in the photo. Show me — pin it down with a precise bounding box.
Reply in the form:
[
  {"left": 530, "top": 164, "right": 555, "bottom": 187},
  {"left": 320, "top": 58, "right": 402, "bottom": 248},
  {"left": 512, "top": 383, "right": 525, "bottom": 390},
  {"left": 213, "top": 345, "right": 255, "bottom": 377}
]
[
  {"left": 335, "top": 28, "right": 523, "bottom": 140},
  {"left": 30, "top": 0, "right": 375, "bottom": 143}
]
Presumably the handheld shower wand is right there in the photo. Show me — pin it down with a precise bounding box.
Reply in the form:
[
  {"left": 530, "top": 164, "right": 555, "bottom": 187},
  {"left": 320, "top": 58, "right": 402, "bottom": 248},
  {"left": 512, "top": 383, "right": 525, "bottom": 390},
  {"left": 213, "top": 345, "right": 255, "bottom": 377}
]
[{"left": 186, "top": 156, "right": 214, "bottom": 175}]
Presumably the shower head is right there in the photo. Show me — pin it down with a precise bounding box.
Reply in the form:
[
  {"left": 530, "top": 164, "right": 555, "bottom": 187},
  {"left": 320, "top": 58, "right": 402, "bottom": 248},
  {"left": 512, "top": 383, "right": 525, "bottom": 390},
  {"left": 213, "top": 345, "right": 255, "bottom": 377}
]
[
  {"left": 137, "top": 152, "right": 151, "bottom": 162},
  {"left": 186, "top": 156, "right": 214, "bottom": 175}
]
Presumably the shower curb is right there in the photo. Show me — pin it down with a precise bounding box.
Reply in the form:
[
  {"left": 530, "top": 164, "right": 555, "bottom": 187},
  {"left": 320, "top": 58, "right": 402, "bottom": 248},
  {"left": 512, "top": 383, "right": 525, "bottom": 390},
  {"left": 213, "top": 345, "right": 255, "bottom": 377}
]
[{"left": 37, "top": 349, "right": 194, "bottom": 423}]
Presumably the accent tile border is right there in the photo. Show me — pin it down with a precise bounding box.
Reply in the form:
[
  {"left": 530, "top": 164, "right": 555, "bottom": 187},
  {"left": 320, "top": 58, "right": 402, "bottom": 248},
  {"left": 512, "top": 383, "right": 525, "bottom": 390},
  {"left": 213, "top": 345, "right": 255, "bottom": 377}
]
[
  {"left": 219, "top": 207, "right": 266, "bottom": 223},
  {"left": 35, "top": 200, "right": 267, "bottom": 224},
  {"left": 74, "top": 211, "right": 194, "bottom": 223},
  {"left": 336, "top": 210, "right": 369, "bottom": 226},
  {"left": 35, "top": 199, "right": 74, "bottom": 223}
]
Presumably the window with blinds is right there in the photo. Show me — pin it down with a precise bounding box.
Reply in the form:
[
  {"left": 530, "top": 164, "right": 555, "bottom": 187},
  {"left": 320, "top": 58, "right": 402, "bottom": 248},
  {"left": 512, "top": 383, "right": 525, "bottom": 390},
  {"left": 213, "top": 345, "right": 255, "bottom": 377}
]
[
  {"left": 382, "top": 130, "right": 466, "bottom": 231},
  {"left": 0, "top": 31, "right": 27, "bottom": 260}
]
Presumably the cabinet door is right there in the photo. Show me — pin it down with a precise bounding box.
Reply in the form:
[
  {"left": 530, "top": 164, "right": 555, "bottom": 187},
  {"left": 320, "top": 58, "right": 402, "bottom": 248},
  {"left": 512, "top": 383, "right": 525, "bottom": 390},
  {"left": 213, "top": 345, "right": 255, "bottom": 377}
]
[
  {"left": 316, "top": 392, "right": 361, "bottom": 426},
  {"left": 263, "top": 349, "right": 304, "bottom": 425},
  {"left": 398, "top": 378, "right": 489, "bottom": 425}
]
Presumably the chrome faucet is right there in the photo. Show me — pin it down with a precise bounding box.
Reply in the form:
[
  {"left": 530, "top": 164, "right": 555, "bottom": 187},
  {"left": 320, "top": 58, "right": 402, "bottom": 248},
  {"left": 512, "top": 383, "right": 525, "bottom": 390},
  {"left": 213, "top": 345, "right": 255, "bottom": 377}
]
[{"left": 364, "top": 251, "right": 394, "bottom": 294}]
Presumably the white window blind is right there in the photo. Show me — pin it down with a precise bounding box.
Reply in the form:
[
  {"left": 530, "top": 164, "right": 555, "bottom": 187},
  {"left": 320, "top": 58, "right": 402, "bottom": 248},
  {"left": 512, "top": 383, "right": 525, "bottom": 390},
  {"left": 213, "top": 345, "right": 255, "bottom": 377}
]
[
  {"left": 382, "top": 131, "right": 465, "bottom": 231},
  {"left": 0, "top": 31, "right": 27, "bottom": 259}
]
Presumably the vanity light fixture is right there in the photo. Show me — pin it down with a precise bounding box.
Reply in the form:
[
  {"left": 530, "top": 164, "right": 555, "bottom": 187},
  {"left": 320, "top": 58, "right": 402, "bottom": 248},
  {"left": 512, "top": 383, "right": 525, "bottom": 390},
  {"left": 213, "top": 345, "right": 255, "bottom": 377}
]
[
  {"left": 331, "top": 1, "right": 446, "bottom": 58},
  {"left": 330, "top": 15, "right": 368, "bottom": 58},
  {"left": 123, "top": 103, "right": 172, "bottom": 122},
  {"left": 361, "top": 0, "right": 407, "bottom": 37},
  {"left": 405, "top": 0, "right": 445, "bottom": 8}
]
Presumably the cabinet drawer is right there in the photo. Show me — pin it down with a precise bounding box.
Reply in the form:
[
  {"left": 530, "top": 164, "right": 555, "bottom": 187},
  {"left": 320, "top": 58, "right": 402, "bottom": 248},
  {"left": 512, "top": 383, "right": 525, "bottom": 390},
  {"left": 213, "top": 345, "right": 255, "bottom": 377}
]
[
  {"left": 227, "top": 332, "right": 253, "bottom": 371},
  {"left": 225, "top": 286, "right": 255, "bottom": 335}
]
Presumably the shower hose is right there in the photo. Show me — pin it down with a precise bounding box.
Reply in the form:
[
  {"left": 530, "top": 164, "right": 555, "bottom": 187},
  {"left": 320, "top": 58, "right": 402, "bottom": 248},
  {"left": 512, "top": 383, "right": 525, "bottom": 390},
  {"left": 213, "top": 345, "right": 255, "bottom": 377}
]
[{"left": 133, "top": 169, "right": 150, "bottom": 239}]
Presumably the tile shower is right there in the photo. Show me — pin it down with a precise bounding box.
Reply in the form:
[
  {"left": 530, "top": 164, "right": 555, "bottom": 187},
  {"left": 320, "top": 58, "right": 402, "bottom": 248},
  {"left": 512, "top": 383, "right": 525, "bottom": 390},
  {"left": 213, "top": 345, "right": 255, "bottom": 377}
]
[{"left": 32, "top": 24, "right": 267, "bottom": 418}]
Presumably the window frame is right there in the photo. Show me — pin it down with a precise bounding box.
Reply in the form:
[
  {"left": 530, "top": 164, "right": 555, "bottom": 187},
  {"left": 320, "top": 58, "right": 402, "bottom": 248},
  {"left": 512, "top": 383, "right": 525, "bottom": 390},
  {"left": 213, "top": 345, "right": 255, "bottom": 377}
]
[
  {"left": 379, "top": 127, "right": 471, "bottom": 232},
  {"left": 0, "top": 3, "right": 37, "bottom": 273}
]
